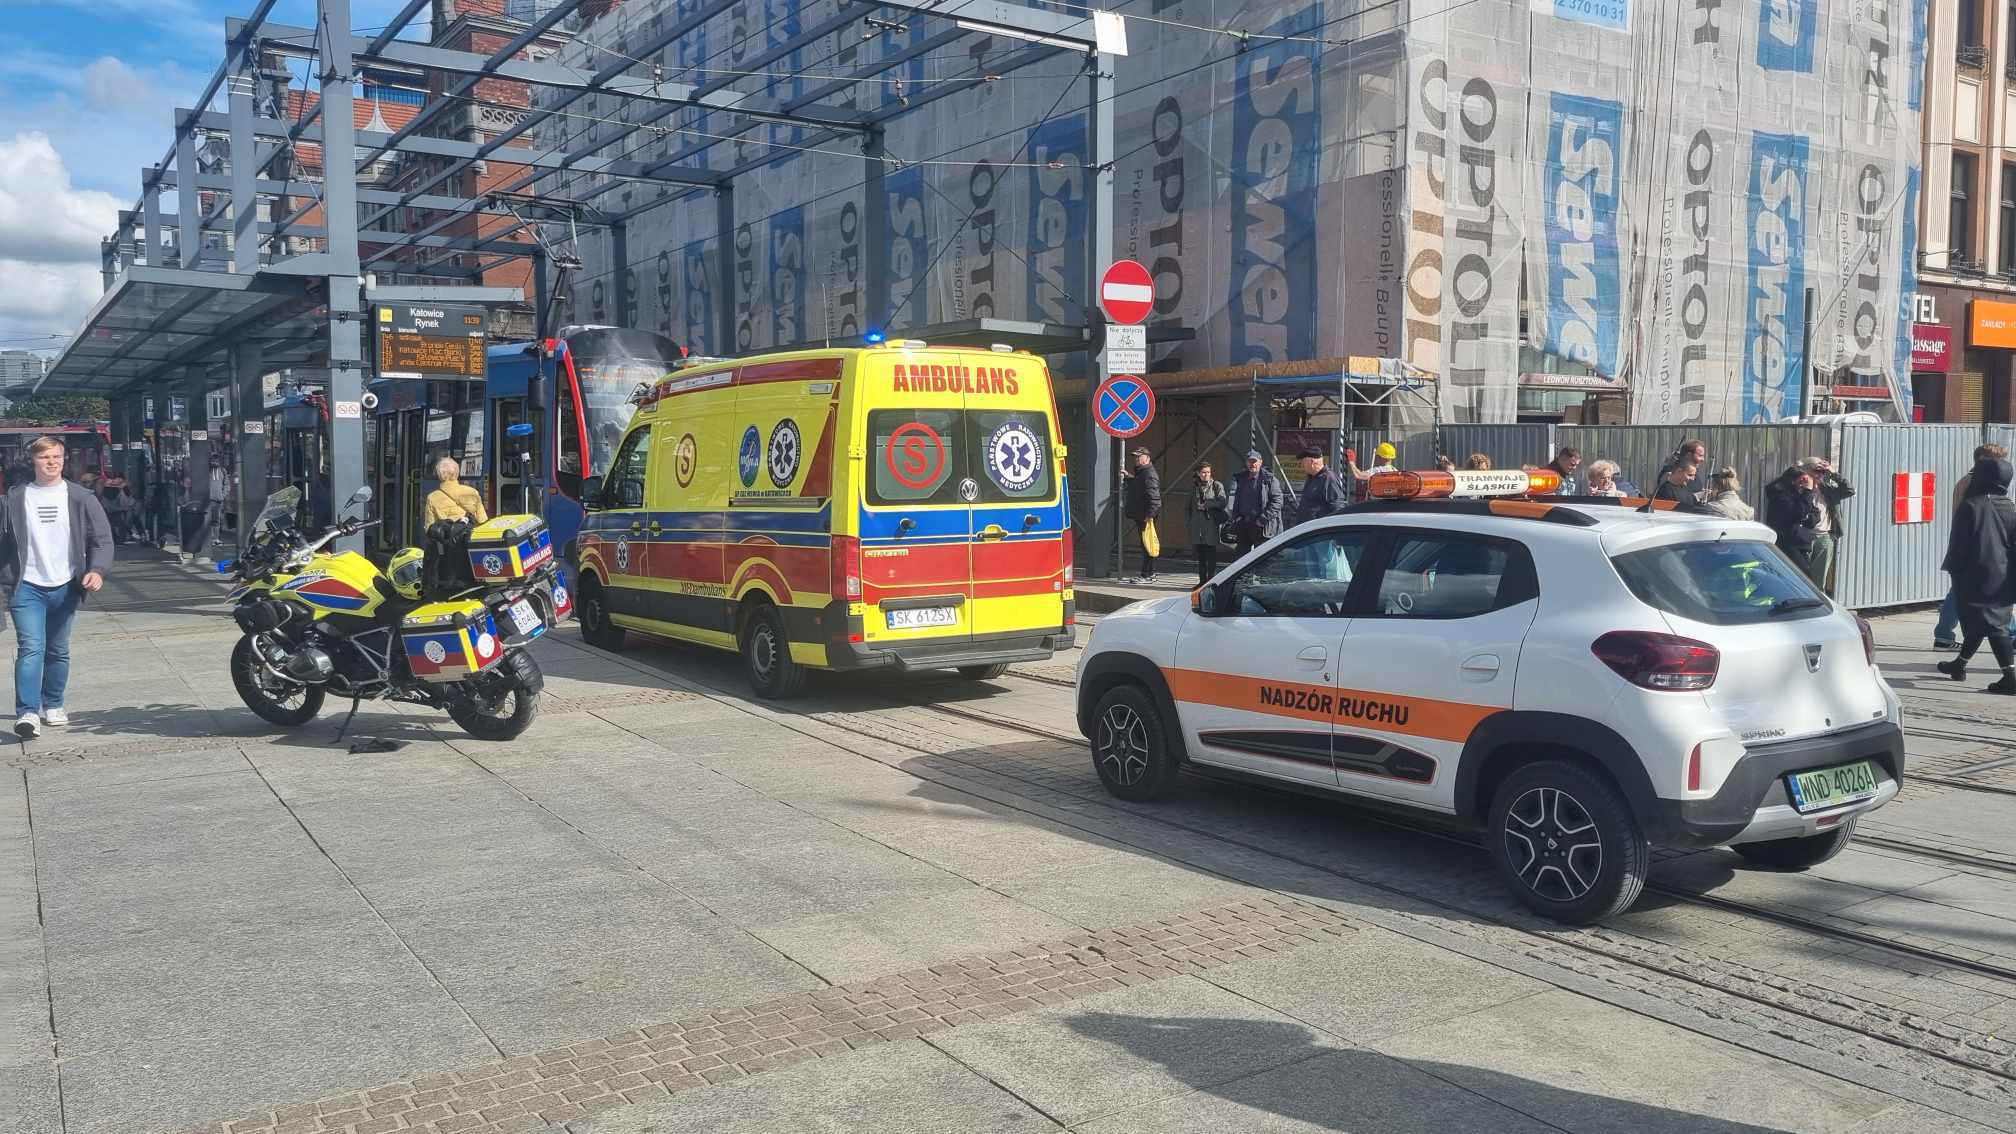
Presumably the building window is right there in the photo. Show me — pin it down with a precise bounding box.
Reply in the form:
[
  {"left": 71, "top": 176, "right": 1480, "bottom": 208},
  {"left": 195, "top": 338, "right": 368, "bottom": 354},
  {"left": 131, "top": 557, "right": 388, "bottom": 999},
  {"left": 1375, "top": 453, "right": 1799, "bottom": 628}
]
[
  {"left": 1962, "top": 0, "right": 1985, "bottom": 48},
  {"left": 2003, "top": 164, "right": 2016, "bottom": 274},
  {"left": 1953, "top": 153, "right": 1979, "bottom": 266}
]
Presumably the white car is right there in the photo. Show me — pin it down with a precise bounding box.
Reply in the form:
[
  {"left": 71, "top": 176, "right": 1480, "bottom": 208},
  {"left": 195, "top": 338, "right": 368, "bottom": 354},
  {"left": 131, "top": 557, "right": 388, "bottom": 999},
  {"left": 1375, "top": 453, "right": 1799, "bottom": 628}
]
[{"left": 1075, "top": 473, "right": 1904, "bottom": 924}]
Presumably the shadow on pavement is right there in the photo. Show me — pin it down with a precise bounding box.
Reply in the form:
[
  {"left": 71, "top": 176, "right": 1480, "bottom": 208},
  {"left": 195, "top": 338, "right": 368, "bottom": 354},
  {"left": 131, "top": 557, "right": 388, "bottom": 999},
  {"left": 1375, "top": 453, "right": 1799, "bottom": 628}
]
[{"left": 1063, "top": 1013, "right": 1797, "bottom": 1133}]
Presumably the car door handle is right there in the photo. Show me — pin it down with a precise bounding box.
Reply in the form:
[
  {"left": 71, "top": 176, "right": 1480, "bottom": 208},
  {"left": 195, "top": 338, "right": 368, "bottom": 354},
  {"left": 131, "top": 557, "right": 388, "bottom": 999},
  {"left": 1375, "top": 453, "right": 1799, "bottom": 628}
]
[
  {"left": 1460, "top": 653, "right": 1500, "bottom": 679},
  {"left": 648, "top": 521, "right": 663, "bottom": 534},
  {"left": 977, "top": 524, "right": 1007, "bottom": 541},
  {"left": 628, "top": 522, "right": 643, "bottom": 534},
  {"left": 1297, "top": 645, "right": 1327, "bottom": 668}
]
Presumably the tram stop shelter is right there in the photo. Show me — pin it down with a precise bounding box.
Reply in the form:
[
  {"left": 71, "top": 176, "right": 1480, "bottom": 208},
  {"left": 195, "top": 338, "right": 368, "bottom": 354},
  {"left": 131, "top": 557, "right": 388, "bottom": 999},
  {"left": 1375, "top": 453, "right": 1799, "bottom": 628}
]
[{"left": 29, "top": 0, "right": 1130, "bottom": 566}]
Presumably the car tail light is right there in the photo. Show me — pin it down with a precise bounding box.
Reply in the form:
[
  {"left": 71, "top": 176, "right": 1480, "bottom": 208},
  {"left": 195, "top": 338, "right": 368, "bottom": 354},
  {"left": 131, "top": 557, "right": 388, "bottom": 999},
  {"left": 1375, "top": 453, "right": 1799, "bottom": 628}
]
[
  {"left": 831, "top": 535, "right": 862, "bottom": 600},
  {"left": 1686, "top": 743, "right": 1702, "bottom": 792},
  {"left": 1856, "top": 615, "right": 1875, "bottom": 665},
  {"left": 1592, "top": 631, "right": 1719, "bottom": 691}
]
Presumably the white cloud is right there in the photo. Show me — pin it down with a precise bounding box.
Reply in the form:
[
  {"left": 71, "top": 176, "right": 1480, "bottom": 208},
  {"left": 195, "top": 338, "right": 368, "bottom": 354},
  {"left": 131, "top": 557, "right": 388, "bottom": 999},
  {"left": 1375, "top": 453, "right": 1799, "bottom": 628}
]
[
  {"left": 0, "top": 133, "right": 122, "bottom": 343},
  {"left": 0, "top": 132, "right": 123, "bottom": 265},
  {"left": 80, "top": 56, "right": 165, "bottom": 113}
]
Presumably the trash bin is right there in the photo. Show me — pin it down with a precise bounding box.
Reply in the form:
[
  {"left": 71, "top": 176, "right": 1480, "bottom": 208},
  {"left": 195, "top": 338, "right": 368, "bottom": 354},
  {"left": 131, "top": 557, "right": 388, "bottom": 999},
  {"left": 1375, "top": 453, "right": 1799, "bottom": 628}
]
[{"left": 180, "top": 505, "right": 204, "bottom": 552}]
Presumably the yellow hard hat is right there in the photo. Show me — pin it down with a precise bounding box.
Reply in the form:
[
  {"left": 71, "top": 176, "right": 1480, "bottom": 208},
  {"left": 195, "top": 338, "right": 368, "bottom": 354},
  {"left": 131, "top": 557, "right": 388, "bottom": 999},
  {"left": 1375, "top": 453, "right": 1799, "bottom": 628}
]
[{"left": 1375, "top": 442, "right": 1397, "bottom": 460}]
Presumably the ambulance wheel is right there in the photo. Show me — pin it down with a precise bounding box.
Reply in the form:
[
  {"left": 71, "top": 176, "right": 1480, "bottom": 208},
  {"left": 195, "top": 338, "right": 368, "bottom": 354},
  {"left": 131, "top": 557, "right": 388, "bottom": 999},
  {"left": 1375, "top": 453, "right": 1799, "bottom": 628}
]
[
  {"left": 231, "top": 635, "right": 324, "bottom": 728},
  {"left": 1090, "top": 684, "right": 1179, "bottom": 802},
  {"left": 577, "top": 575, "right": 626, "bottom": 651},
  {"left": 1489, "top": 759, "right": 1649, "bottom": 925},
  {"left": 741, "top": 603, "right": 807, "bottom": 700},
  {"left": 1732, "top": 820, "right": 1857, "bottom": 870},
  {"left": 956, "top": 663, "right": 1010, "bottom": 681}
]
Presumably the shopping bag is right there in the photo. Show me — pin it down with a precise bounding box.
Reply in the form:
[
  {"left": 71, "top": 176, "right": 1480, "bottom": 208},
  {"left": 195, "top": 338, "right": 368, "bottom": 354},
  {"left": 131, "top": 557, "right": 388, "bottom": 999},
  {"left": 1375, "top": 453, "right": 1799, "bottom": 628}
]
[{"left": 1141, "top": 521, "right": 1161, "bottom": 558}]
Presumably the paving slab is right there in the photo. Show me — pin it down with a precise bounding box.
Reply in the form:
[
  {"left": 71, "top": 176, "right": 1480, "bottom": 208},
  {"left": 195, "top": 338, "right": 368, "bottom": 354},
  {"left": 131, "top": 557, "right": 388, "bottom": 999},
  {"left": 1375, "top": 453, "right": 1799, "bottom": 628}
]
[
  {"left": 385, "top": 880, "right": 824, "bottom": 1052},
  {"left": 1377, "top": 988, "right": 1896, "bottom": 1133},
  {"left": 1201, "top": 926, "right": 1552, "bottom": 1043},
  {"left": 930, "top": 975, "right": 1349, "bottom": 1127},
  {"left": 569, "top": 1034, "right": 1053, "bottom": 1134}
]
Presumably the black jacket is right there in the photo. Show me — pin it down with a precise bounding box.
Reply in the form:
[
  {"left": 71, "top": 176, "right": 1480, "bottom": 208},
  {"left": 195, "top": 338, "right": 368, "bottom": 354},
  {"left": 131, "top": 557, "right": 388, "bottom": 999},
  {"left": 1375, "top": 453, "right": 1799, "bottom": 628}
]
[
  {"left": 0, "top": 480, "right": 115, "bottom": 593},
  {"left": 1121, "top": 464, "right": 1161, "bottom": 522},
  {"left": 1944, "top": 458, "right": 2016, "bottom": 627},
  {"left": 1293, "top": 467, "right": 1350, "bottom": 528},
  {"left": 1231, "top": 468, "right": 1282, "bottom": 538}
]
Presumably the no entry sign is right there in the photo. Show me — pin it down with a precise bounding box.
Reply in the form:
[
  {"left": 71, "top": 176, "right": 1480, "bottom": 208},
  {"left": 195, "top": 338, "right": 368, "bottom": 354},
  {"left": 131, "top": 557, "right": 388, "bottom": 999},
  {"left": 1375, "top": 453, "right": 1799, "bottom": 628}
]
[
  {"left": 1094, "top": 375, "right": 1156, "bottom": 438},
  {"left": 1099, "top": 260, "right": 1154, "bottom": 325}
]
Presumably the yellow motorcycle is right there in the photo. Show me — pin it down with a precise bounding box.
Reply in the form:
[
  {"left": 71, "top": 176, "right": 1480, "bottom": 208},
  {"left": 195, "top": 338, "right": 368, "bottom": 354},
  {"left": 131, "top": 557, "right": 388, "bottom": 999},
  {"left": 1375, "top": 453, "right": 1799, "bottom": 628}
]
[{"left": 222, "top": 487, "right": 572, "bottom": 740}]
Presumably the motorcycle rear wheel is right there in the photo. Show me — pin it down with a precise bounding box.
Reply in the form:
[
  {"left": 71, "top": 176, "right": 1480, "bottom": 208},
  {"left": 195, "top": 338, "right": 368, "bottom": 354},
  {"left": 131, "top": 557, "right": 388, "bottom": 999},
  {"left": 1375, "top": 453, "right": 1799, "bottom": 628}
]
[
  {"left": 231, "top": 635, "right": 326, "bottom": 727},
  {"left": 449, "top": 664, "right": 541, "bottom": 741}
]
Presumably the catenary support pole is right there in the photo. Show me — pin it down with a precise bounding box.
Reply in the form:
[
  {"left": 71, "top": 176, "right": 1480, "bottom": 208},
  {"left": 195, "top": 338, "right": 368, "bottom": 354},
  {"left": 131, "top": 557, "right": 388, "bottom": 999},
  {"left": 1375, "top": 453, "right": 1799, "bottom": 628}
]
[
  {"left": 1083, "top": 51, "right": 1116, "bottom": 579},
  {"left": 320, "top": 0, "right": 367, "bottom": 549},
  {"left": 233, "top": 341, "right": 267, "bottom": 555}
]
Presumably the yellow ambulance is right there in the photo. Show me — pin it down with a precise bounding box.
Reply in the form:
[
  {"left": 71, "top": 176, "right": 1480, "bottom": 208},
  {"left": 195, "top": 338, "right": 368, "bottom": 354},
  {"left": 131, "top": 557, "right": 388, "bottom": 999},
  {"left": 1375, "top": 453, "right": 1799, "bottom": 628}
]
[{"left": 570, "top": 342, "right": 1076, "bottom": 697}]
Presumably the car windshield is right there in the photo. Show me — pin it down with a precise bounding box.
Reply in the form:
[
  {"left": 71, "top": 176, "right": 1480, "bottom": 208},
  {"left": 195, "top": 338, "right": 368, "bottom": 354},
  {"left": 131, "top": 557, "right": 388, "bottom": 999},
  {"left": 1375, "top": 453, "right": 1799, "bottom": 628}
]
[
  {"left": 1610, "top": 539, "right": 1828, "bottom": 626},
  {"left": 252, "top": 487, "right": 302, "bottom": 534}
]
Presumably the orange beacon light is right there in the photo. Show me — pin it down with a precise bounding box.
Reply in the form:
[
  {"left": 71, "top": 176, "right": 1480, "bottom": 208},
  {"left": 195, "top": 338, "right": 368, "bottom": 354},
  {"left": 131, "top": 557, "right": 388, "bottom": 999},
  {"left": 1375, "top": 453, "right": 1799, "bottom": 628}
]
[{"left": 1367, "top": 468, "right": 1564, "bottom": 500}]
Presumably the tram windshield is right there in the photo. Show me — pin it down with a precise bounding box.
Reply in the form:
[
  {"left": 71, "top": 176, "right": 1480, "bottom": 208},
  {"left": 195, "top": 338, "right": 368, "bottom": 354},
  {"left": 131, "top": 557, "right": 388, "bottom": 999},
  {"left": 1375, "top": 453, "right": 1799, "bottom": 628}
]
[{"left": 556, "top": 328, "right": 679, "bottom": 487}]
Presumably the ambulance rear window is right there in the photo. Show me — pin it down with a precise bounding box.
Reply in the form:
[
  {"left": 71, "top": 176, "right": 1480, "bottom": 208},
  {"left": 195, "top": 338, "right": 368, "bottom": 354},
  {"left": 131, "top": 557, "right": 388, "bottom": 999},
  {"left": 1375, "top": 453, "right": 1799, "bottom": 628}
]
[{"left": 867, "top": 409, "right": 1054, "bottom": 507}]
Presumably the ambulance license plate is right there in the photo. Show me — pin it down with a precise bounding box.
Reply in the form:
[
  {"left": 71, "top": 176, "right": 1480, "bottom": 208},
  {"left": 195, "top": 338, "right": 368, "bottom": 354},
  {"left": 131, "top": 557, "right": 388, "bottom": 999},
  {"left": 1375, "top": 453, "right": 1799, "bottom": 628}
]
[
  {"left": 886, "top": 606, "right": 957, "bottom": 630},
  {"left": 507, "top": 599, "right": 543, "bottom": 637},
  {"left": 1785, "top": 760, "right": 1879, "bottom": 814}
]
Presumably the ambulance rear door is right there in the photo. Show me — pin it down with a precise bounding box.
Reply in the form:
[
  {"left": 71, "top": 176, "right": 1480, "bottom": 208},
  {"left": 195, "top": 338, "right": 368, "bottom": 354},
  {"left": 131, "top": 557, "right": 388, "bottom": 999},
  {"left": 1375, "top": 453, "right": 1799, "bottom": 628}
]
[
  {"left": 859, "top": 359, "right": 977, "bottom": 650},
  {"left": 965, "top": 359, "right": 1067, "bottom": 641}
]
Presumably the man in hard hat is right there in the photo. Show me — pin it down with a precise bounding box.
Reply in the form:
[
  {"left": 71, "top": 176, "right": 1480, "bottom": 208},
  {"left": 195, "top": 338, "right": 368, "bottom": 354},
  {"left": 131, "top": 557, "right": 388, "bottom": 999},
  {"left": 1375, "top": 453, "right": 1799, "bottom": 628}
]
[{"left": 1344, "top": 441, "right": 1400, "bottom": 500}]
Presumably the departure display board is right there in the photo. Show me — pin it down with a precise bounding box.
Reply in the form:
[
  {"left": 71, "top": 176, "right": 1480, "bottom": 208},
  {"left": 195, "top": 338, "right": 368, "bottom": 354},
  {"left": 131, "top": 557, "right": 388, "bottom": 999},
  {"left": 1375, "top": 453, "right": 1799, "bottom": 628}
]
[{"left": 375, "top": 302, "right": 487, "bottom": 380}]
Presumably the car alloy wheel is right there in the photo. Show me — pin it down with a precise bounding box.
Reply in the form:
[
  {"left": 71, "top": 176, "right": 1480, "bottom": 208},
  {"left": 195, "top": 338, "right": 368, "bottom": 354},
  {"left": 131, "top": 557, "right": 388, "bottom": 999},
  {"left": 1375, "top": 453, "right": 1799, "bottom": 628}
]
[
  {"left": 1502, "top": 785, "right": 1604, "bottom": 902},
  {"left": 1095, "top": 701, "right": 1150, "bottom": 788}
]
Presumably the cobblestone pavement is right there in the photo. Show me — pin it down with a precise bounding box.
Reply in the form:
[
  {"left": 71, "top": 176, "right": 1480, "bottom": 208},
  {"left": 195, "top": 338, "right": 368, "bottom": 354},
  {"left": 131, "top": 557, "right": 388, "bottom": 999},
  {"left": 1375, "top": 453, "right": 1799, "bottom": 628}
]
[{"left": 7, "top": 558, "right": 2016, "bottom": 1133}]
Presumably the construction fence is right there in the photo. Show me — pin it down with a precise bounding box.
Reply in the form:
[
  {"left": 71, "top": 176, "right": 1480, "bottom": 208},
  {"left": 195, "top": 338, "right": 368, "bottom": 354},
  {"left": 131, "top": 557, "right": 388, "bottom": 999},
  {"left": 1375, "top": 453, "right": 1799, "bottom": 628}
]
[{"left": 1110, "top": 420, "right": 2010, "bottom": 610}]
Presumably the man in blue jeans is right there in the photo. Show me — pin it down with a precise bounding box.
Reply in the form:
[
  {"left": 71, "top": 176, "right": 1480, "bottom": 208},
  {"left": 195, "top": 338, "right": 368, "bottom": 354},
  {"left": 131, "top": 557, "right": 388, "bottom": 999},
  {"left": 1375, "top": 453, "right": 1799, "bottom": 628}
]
[{"left": 0, "top": 436, "right": 113, "bottom": 738}]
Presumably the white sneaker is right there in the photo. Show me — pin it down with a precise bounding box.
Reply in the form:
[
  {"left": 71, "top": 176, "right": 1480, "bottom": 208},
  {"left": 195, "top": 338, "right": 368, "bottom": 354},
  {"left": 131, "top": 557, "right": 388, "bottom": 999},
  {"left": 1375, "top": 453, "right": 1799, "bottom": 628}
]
[
  {"left": 13, "top": 714, "right": 39, "bottom": 740},
  {"left": 42, "top": 708, "right": 68, "bottom": 727}
]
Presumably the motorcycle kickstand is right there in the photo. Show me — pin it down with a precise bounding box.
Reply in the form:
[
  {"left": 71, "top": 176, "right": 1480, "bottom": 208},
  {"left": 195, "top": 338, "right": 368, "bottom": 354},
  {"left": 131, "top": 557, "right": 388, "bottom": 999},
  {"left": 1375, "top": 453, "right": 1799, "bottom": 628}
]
[{"left": 332, "top": 695, "right": 364, "bottom": 742}]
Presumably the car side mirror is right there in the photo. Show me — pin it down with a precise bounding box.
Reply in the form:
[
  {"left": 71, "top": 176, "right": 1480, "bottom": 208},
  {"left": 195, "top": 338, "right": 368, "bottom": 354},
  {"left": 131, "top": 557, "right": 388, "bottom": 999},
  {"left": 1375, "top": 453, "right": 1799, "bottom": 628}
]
[
  {"left": 1192, "top": 583, "right": 1218, "bottom": 617},
  {"left": 581, "top": 474, "right": 604, "bottom": 511}
]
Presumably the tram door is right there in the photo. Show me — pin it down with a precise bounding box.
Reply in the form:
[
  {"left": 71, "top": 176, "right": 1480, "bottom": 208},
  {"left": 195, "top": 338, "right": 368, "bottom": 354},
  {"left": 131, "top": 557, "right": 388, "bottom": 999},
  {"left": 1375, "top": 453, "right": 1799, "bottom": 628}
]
[
  {"left": 489, "top": 396, "right": 533, "bottom": 516},
  {"left": 369, "top": 407, "right": 429, "bottom": 552}
]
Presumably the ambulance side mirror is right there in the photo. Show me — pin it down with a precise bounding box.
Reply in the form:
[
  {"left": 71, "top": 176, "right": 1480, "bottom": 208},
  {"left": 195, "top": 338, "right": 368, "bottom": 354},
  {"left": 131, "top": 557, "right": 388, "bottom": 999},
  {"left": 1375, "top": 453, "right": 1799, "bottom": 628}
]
[{"left": 581, "top": 474, "right": 604, "bottom": 511}]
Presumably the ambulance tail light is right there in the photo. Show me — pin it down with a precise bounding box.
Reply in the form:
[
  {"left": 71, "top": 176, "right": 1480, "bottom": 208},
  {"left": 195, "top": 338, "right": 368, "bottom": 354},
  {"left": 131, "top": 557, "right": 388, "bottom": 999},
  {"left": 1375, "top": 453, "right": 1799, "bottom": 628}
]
[
  {"left": 831, "top": 535, "right": 862, "bottom": 601},
  {"left": 1366, "top": 468, "right": 1564, "bottom": 500},
  {"left": 1592, "top": 631, "right": 1719, "bottom": 691},
  {"left": 1856, "top": 615, "right": 1876, "bottom": 666}
]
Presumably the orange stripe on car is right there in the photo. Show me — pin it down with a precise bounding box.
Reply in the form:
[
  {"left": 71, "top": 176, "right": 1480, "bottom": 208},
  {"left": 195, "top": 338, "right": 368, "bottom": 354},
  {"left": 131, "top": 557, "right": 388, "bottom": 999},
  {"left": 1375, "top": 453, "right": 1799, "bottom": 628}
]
[{"left": 1162, "top": 667, "right": 1497, "bottom": 743}]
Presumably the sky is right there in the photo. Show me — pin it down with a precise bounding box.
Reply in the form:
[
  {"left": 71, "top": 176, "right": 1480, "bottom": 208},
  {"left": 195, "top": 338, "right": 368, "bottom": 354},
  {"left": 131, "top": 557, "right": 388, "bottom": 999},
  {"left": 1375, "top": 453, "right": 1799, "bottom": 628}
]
[{"left": 0, "top": 0, "right": 416, "bottom": 356}]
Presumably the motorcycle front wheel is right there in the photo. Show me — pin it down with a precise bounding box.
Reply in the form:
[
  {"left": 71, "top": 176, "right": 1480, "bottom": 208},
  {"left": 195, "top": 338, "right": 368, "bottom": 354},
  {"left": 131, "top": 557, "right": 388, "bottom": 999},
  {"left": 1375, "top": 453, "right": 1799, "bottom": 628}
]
[
  {"left": 231, "top": 635, "right": 326, "bottom": 727},
  {"left": 448, "top": 657, "right": 542, "bottom": 741}
]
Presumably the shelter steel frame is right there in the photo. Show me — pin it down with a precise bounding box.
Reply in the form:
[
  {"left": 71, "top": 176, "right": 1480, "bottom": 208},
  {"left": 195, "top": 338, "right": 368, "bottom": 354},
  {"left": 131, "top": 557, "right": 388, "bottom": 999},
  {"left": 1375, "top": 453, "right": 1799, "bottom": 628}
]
[{"left": 49, "top": 0, "right": 1123, "bottom": 569}]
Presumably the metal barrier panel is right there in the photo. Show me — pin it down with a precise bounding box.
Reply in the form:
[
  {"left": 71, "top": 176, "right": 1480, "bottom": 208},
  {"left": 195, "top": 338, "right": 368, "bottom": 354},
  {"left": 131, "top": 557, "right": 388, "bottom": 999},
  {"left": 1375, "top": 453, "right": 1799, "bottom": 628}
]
[
  {"left": 1987, "top": 425, "right": 2016, "bottom": 456},
  {"left": 1835, "top": 425, "right": 1985, "bottom": 609},
  {"left": 1556, "top": 424, "right": 1832, "bottom": 502},
  {"left": 1436, "top": 425, "right": 1555, "bottom": 471}
]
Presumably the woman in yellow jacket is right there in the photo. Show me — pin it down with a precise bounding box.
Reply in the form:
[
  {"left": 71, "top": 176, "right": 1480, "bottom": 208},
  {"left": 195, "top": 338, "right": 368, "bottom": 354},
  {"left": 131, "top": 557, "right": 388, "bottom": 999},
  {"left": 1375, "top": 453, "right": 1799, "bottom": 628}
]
[{"left": 424, "top": 456, "right": 488, "bottom": 527}]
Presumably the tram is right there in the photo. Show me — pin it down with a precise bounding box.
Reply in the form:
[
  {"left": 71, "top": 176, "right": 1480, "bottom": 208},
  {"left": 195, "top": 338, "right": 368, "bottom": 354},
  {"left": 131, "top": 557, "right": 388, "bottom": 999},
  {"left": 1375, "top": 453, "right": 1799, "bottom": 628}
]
[
  {"left": 483, "top": 326, "right": 681, "bottom": 560},
  {"left": 0, "top": 421, "right": 113, "bottom": 487}
]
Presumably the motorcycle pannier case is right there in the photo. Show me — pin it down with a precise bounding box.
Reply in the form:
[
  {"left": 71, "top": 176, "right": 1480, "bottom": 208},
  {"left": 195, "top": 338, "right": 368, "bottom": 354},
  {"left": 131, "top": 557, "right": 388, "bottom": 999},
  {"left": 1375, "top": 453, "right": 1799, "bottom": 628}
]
[
  {"left": 467, "top": 514, "right": 553, "bottom": 584},
  {"left": 401, "top": 599, "right": 505, "bottom": 682}
]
